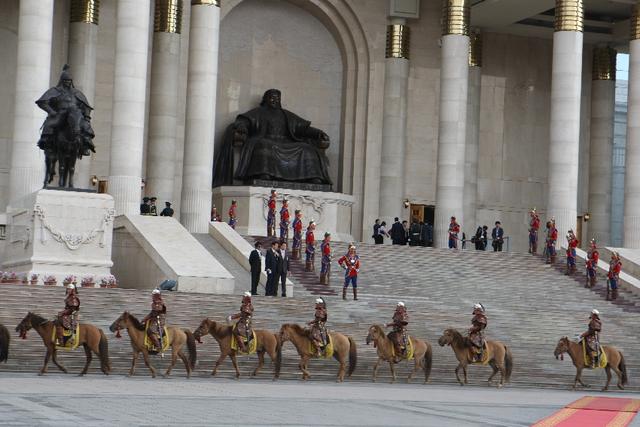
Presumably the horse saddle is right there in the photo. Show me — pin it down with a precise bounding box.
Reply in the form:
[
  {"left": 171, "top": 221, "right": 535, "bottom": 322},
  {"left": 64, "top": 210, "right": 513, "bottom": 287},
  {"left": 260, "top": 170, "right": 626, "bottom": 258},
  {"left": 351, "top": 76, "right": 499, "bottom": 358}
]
[
  {"left": 52, "top": 325, "right": 80, "bottom": 350},
  {"left": 144, "top": 322, "right": 169, "bottom": 354},
  {"left": 231, "top": 330, "right": 257, "bottom": 355},
  {"left": 308, "top": 334, "right": 334, "bottom": 359},
  {"left": 581, "top": 339, "right": 607, "bottom": 369}
]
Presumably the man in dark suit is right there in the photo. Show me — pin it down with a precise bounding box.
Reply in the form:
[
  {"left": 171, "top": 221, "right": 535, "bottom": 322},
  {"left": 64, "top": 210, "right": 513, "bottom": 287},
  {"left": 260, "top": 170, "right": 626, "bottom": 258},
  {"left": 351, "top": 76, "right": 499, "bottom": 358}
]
[
  {"left": 390, "top": 217, "right": 404, "bottom": 245},
  {"left": 249, "top": 241, "right": 262, "bottom": 295},
  {"left": 278, "top": 241, "right": 290, "bottom": 297},
  {"left": 491, "top": 221, "right": 505, "bottom": 252},
  {"left": 265, "top": 241, "right": 279, "bottom": 296}
]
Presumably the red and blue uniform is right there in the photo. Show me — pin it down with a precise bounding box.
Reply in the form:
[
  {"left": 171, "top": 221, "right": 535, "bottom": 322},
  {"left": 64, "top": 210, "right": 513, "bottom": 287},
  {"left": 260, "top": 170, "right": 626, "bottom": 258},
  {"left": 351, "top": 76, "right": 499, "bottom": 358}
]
[
  {"left": 305, "top": 224, "right": 316, "bottom": 271},
  {"left": 529, "top": 211, "right": 540, "bottom": 254},
  {"left": 228, "top": 203, "right": 237, "bottom": 229},
  {"left": 267, "top": 192, "right": 277, "bottom": 237},
  {"left": 448, "top": 220, "right": 460, "bottom": 249},
  {"left": 586, "top": 241, "right": 599, "bottom": 286},
  {"left": 338, "top": 252, "right": 360, "bottom": 289},
  {"left": 545, "top": 221, "right": 557, "bottom": 264},
  {"left": 320, "top": 236, "right": 331, "bottom": 285},
  {"left": 279, "top": 202, "right": 290, "bottom": 240},
  {"left": 566, "top": 233, "right": 579, "bottom": 271},
  {"left": 291, "top": 211, "right": 303, "bottom": 259}
]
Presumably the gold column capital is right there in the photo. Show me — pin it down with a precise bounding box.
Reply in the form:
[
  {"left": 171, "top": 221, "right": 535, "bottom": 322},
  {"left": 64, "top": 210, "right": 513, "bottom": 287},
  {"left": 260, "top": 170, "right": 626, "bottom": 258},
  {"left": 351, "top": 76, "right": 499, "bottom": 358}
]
[
  {"left": 632, "top": 3, "right": 640, "bottom": 40},
  {"left": 155, "top": 0, "right": 183, "bottom": 34},
  {"left": 468, "top": 31, "right": 482, "bottom": 67},
  {"left": 191, "top": 0, "right": 220, "bottom": 5},
  {"left": 592, "top": 47, "right": 616, "bottom": 81},
  {"left": 554, "top": 0, "right": 583, "bottom": 32},
  {"left": 70, "top": 0, "right": 100, "bottom": 25},
  {"left": 386, "top": 24, "right": 410, "bottom": 60},
  {"left": 441, "top": 0, "right": 470, "bottom": 37}
]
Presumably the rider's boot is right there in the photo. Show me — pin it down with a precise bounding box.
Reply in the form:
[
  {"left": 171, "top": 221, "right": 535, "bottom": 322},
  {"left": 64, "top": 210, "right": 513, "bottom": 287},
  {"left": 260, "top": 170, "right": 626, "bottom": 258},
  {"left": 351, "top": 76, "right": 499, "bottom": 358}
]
[
  {"left": 55, "top": 326, "right": 64, "bottom": 346},
  {"left": 235, "top": 333, "right": 247, "bottom": 353},
  {"left": 150, "top": 334, "right": 161, "bottom": 351},
  {"left": 353, "top": 288, "right": 358, "bottom": 301},
  {"left": 314, "top": 341, "right": 323, "bottom": 357},
  {"left": 342, "top": 287, "right": 347, "bottom": 300}
]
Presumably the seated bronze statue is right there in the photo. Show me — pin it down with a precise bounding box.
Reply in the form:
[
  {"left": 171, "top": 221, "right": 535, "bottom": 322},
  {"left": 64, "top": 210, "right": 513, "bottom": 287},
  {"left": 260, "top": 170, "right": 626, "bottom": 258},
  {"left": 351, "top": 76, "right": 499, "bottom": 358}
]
[{"left": 213, "top": 89, "right": 333, "bottom": 187}]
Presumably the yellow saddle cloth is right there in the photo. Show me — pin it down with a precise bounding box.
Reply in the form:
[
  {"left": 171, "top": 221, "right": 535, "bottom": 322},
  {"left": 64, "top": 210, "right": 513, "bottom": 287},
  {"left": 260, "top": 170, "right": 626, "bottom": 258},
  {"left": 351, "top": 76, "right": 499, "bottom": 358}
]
[
  {"left": 53, "top": 325, "right": 80, "bottom": 351},
  {"left": 392, "top": 337, "right": 415, "bottom": 361},
  {"left": 309, "top": 334, "right": 334, "bottom": 359},
  {"left": 231, "top": 330, "right": 258, "bottom": 355},
  {"left": 470, "top": 343, "right": 490, "bottom": 365},
  {"left": 582, "top": 340, "right": 608, "bottom": 368},
  {"left": 144, "top": 322, "right": 170, "bottom": 353}
]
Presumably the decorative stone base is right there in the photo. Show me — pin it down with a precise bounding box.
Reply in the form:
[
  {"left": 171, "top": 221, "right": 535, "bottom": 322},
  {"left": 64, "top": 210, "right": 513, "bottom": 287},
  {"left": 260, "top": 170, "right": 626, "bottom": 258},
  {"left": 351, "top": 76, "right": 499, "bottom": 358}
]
[
  {"left": 2, "top": 189, "right": 115, "bottom": 286},
  {"left": 248, "top": 179, "right": 332, "bottom": 192},
  {"left": 213, "top": 186, "right": 354, "bottom": 242}
]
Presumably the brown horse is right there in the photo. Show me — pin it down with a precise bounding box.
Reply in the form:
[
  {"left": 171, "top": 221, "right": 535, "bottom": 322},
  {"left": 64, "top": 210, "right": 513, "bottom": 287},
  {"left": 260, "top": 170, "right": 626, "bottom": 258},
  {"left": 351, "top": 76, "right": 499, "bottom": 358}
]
[
  {"left": 0, "top": 323, "right": 10, "bottom": 363},
  {"left": 365, "top": 324, "right": 432, "bottom": 384},
  {"left": 16, "top": 312, "right": 110, "bottom": 376},
  {"left": 278, "top": 323, "right": 357, "bottom": 382},
  {"left": 109, "top": 311, "right": 196, "bottom": 378},
  {"left": 438, "top": 328, "right": 513, "bottom": 387},
  {"left": 553, "top": 336, "right": 628, "bottom": 391},
  {"left": 193, "top": 318, "right": 280, "bottom": 379}
]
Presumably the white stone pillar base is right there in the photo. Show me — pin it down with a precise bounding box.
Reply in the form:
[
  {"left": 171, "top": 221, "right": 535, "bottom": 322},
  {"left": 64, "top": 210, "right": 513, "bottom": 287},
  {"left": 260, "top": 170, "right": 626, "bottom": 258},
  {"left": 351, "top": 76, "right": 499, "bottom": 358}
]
[
  {"left": 180, "top": 188, "right": 212, "bottom": 234},
  {"left": 108, "top": 175, "right": 141, "bottom": 218}
]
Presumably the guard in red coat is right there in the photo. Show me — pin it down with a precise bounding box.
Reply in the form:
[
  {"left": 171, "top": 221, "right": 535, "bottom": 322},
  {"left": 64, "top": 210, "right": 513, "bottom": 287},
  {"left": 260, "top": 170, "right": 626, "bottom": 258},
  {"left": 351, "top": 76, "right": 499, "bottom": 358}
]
[
  {"left": 386, "top": 302, "right": 408, "bottom": 362},
  {"left": 545, "top": 218, "right": 558, "bottom": 264},
  {"left": 469, "top": 303, "right": 487, "bottom": 363},
  {"left": 585, "top": 238, "right": 599, "bottom": 288},
  {"left": 448, "top": 216, "right": 460, "bottom": 249},
  {"left": 56, "top": 283, "right": 80, "bottom": 345},
  {"left": 305, "top": 221, "right": 316, "bottom": 272},
  {"left": 291, "top": 210, "right": 303, "bottom": 259},
  {"left": 142, "top": 289, "right": 166, "bottom": 352},
  {"left": 267, "top": 189, "right": 277, "bottom": 237},
  {"left": 338, "top": 244, "right": 360, "bottom": 301},
  {"left": 565, "top": 229, "right": 579, "bottom": 275},
  {"left": 320, "top": 232, "right": 331, "bottom": 285},
  {"left": 279, "top": 198, "right": 290, "bottom": 241},
  {"left": 228, "top": 200, "right": 238, "bottom": 229},
  {"left": 581, "top": 309, "right": 602, "bottom": 368},
  {"left": 607, "top": 252, "right": 622, "bottom": 300},
  {"left": 229, "top": 292, "right": 254, "bottom": 353},
  {"left": 529, "top": 208, "right": 540, "bottom": 254}
]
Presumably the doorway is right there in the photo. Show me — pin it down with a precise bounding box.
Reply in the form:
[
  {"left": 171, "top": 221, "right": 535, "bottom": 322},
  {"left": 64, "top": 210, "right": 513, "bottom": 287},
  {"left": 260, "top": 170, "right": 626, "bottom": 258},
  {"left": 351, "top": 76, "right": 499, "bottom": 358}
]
[{"left": 409, "top": 204, "right": 435, "bottom": 226}]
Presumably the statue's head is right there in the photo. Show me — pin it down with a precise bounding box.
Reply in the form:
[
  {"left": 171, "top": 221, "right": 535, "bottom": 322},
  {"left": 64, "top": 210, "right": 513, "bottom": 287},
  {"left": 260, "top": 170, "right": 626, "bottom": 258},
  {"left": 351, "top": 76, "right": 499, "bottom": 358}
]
[
  {"left": 58, "top": 64, "right": 74, "bottom": 89},
  {"left": 261, "top": 89, "right": 282, "bottom": 109}
]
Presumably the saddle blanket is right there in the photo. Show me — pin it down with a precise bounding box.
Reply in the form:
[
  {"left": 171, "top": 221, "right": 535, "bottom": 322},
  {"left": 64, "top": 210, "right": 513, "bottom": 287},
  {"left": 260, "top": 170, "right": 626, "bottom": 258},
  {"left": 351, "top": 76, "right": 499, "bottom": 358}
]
[
  {"left": 144, "top": 322, "right": 170, "bottom": 353},
  {"left": 231, "top": 330, "right": 258, "bottom": 355},
  {"left": 392, "top": 337, "right": 415, "bottom": 361},
  {"left": 582, "top": 340, "right": 608, "bottom": 369},
  {"left": 309, "top": 335, "right": 334, "bottom": 359},
  {"left": 52, "top": 325, "right": 80, "bottom": 351},
  {"left": 470, "top": 343, "right": 490, "bottom": 365}
]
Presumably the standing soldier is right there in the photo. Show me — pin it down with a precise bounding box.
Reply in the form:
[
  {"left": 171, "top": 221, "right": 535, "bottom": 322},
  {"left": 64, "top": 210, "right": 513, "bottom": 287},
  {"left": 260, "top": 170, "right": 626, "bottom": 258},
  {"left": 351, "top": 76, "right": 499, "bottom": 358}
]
[
  {"left": 267, "top": 189, "right": 277, "bottom": 237},
  {"left": 280, "top": 198, "right": 290, "bottom": 241},
  {"left": 142, "top": 289, "right": 167, "bottom": 353},
  {"left": 607, "top": 252, "right": 622, "bottom": 300},
  {"left": 468, "top": 303, "right": 487, "bottom": 363},
  {"left": 386, "top": 302, "right": 408, "bottom": 362},
  {"left": 305, "top": 220, "right": 316, "bottom": 272},
  {"left": 529, "top": 208, "right": 540, "bottom": 254},
  {"left": 565, "top": 229, "right": 579, "bottom": 275},
  {"left": 56, "top": 283, "right": 80, "bottom": 346},
  {"left": 585, "top": 238, "right": 599, "bottom": 288},
  {"left": 228, "top": 200, "right": 238, "bottom": 230},
  {"left": 448, "top": 216, "right": 460, "bottom": 249},
  {"left": 545, "top": 218, "right": 558, "bottom": 264},
  {"left": 320, "top": 232, "right": 332, "bottom": 285},
  {"left": 308, "top": 298, "right": 328, "bottom": 357},
  {"left": 338, "top": 244, "right": 360, "bottom": 301},
  {"left": 228, "top": 292, "right": 254, "bottom": 353},
  {"left": 580, "top": 309, "right": 601, "bottom": 368},
  {"left": 291, "top": 210, "right": 303, "bottom": 260}
]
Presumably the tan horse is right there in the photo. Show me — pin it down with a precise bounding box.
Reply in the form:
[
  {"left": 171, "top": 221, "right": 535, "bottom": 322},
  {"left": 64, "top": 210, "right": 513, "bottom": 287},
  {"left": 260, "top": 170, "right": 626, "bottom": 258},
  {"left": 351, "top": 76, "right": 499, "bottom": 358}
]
[
  {"left": 109, "top": 311, "right": 196, "bottom": 378},
  {"left": 193, "top": 318, "right": 280, "bottom": 379},
  {"left": 16, "top": 312, "right": 110, "bottom": 376},
  {"left": 365, "top": 324, "right": 432, "bottom": 384},
  {"left": 278, "top": 323, "right": 357, "bottom": 382},
  {"left": 438, "top": 328, "right": 513, "bottom": 388},
  {"left": 0, "top": 323, "right": 10, "bottom": 363},
  {"left": 553, "top": 336, "right": 628, "bottom": 391}
]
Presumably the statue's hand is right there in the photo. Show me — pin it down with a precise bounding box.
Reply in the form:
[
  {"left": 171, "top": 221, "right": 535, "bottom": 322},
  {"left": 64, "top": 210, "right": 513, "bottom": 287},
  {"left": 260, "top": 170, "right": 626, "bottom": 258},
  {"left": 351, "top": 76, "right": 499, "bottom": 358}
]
[
  {"left": 317, "top": 132, "right": 330, "bottom": 149},
  {"left": 233, "top": 126, "right": 247, "bottom": 146}
]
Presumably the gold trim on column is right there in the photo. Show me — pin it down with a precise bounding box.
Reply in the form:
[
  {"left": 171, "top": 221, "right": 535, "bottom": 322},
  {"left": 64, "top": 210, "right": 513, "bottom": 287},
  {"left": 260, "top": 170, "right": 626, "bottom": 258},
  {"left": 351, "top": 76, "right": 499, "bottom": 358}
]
[
  {"left": 70, "top": 0, "right": 100, "bottom": 25},
  {"left": 631, "top": 3, "right": 640, "bottom": 40},
  {"left": 386, "top": 25, "right": 410, "bottom": 60},
  {"left": 155, "top": 0, "right": 183, "bottom": 34},
  {"left": 441, "top": 0, "right": 470, "bottom": 37},
  {"left": 592, "top": 47, "right": 616, "bottom": 81},
  {"left": 468, "top": 31, "right": 482, "bottom": 67},
  {"left": 554, "top": 0, "right": 583, "bottom": 32},
  {"left": 191, "top": 0, "right": 219, "bottom": 5}
]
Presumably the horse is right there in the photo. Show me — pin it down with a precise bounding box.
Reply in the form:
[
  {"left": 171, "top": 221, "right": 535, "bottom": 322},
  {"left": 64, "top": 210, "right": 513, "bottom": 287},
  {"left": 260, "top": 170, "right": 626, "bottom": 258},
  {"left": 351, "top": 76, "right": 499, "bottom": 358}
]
[
  {"left": 109, "top": 311, "right": 197, "bottom": 378},
  {"left": 16, "top": 312, "right": 110, "bottom": 376},
  {"left": 277, "top": 323, "right": 357, "bottom": 382},
  {"left": 365, "top": 324, "right": 432, "bottom": 384},
  {"left": 553, "top": 336, "right": 628, "bottom": 391},
  {"left": 438, "top": 328, "right": 513, "bottom": 388},
  {"left": 193, "top": 318, "right": 280, "bottom": 379},
  {"left": 43, "top": 103, "right": 84, "bottom": 188},
  {"left": 0, "top": 323, "right": 10, "bottom": 363}
]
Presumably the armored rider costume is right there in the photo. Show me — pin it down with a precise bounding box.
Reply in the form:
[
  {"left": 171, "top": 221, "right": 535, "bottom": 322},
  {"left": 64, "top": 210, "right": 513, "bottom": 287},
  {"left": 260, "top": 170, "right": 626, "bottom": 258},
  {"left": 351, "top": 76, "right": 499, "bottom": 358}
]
[
  {"left": 545, "top": 219, "right": 558, "bottom": 264},
  {"left": 56, "top": 283, "right": 80, "bottom": 345},
  {"left": 320, "top": 232, "right": 332, "bottom": 285},
  {"left": 607, "top": 252, "right": 622, "bottom": 300},
  {"left": 291, "top": 210, "right": 303, "bottom": 260},
  {"left": 308, "top": 298, "right": 328, "bottom": 357},
  {"left": 565, "top": 229, "right": 579, "bottom": 275},
  {"left": 338, "top": 244, "right": 360, "bottom": 301},
  {"left": 230, "top": 292, "right": 254, "bottom": 353},
  {"left": 142, "top": 289, "right": 166, "bottom": 351},
  {"left": 581, "top": 309, "right": 602, "bottom": 368},
  {"left": 228, "top": 200, "right": 238, "bottom": 229},
  {"left": 529, "top": 209, "right": 540, "bottom": 254},
  {"left": 469, "top": 303, "right": 487, "bottom": 363},
  {"left": 267, "top": 190, "right": 277, "bottom": 237},
  {"left": 305, "top": 221, "right": 316, "bottom": 272},
  {"left": 586, "top": 238, "right": 599, "bottom": 288},
  {"left": 279, "top": 199, "right": 290, "bottom": 240},
  {"left": 448, "top": 217, "right": 460, "bottom": 249},
  {"left": 386, "top": 302, "right": 408, "bottom": 362}
]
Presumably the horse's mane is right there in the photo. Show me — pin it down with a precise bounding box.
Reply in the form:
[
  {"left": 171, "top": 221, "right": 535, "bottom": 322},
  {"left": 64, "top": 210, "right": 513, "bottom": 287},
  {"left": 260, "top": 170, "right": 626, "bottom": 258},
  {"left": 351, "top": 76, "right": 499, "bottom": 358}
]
[
  {"left": 209, "top": 320, "right": 232, "bottom": 337},
  {"left": 29, "top": 313, "right": 50, "bottom": 326},
  {"left": 370, "top": 324, "right": 386, "bottom": 336},
  {"left": 444, "top": 328, "right": 468, "bottom": 345},
  {"left": 125, "top": 312, "right": 145, "bottom": 331},
  {"left": 282, "top": 323, "right": 306, "bottom": 335}
]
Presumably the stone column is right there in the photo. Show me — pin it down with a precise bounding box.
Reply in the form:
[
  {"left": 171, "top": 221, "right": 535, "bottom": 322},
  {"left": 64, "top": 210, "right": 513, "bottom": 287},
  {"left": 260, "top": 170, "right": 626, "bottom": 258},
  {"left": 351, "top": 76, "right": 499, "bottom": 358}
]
[
  {"left": 625, "top": 8, "right": 640, "bottom": 248},
  {"left": 108, "top": 0, "right": 152, "bottom": 216},
  {"left": 588, "top": 47, "right": 616, "bottom": 246},
  {"left": 8, "top": 0, "right": 55, "bottom": 205},
  {"left": 434, "top": 0, "right": 470, "bottom": 247},
  {"left": 68, "top": 0, "right": 100, "bottom": 189},
  {"left": 379, "top": 19, "right": 410, "bottom": 224},
  {"left": 463, "top": 30, "right": 481, "bottom": 231},
  {"left": 146, "top": 0, "right": 183, "bottom": 207},
  {"left": 180, "top": 0, "right": 220, "bottom": 233},
  {"left": 546, "top": 0, "right": 583, "bottom": 238}
]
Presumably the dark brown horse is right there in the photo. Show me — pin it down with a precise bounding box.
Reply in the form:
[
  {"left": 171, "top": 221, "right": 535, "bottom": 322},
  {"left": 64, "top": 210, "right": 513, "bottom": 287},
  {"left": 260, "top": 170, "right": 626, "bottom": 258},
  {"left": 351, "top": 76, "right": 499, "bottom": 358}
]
[
  {"left": 16, "top": 312, "right": 110, "bottom": 375},
  {"left": 0, "top": 323, "right": 9, "bottom": 363}
]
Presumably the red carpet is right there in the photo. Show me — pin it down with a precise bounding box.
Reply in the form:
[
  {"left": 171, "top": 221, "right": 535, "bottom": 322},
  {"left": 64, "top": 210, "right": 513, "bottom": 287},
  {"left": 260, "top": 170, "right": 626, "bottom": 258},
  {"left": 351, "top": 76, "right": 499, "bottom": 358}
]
[{"left": 532, "top": 397, "right": 640, "bottom": 427}]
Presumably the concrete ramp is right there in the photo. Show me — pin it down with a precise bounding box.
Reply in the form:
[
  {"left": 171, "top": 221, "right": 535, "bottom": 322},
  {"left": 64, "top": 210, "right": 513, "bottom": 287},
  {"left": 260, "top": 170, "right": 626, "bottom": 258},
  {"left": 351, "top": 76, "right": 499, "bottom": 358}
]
[{"left": 112, "top": 215, "right": 234, "bottom": 293}]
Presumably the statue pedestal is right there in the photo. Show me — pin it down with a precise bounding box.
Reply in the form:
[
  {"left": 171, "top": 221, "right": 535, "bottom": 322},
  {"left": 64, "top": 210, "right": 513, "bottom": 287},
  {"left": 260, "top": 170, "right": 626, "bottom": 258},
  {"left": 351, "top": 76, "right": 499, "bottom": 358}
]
[
  {"left": 2, "top": 189, "right": 115, "bottom": 286},
  {"left": 213, "top": 186, "right": 355, "bottom": 242}
]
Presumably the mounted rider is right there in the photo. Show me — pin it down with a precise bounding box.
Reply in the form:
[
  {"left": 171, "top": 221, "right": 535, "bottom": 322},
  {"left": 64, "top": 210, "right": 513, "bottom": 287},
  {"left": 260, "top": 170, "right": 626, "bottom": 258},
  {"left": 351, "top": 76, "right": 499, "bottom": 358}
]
[
  {"left": 586, "top": 238, "right": 599, "bottom": 288},
  {"left": 142, "top": 289, "right": 166, "bottom": 351},
  {"left": 229, "top": 292, "right": 254, "bottom": 353},
  {"left": 308, "top": 298, "right": 328, "bottom": 357},
  {"left": 607, "top": 252, "right": 622, "bottom": 300},
  {"left": 565, "top": 229, "right": 579, "bottom": 275},
  {"left": 56, "top": 283, "right": 80, "bottom": 346},
  {"left": 469, "top": 303, "right": 487, "bottom": 363},
  {"left": 386, "top": 302, "right": 408, "bottom": 362},
  {"left": 529, "top": 208, "right": 540, "bottom": 254},
  {"left": 581, "top": 309, "right": 602, "bottom": 368}
]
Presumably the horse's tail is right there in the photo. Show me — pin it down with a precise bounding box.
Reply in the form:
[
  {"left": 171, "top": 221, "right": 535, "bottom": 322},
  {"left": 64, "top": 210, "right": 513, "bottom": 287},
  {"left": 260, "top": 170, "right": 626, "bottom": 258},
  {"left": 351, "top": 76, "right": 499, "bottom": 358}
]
[
  {"left": 275, "top": 333, "right": 282, "bottom": 379},
  {"left": 504, "top": 345, "right": 513, "bottom": 383},
  {"left": 619, "top": 351, "right": 628, "bottom": 386},
  {"left": 98, "top": 329, "right": 111, "bottom": 374},
  {"left": 184, "top": 329, "right": 197, "bottom": 370},
  {"left": 0, "top": 325, "right": 10, "bottom": 363},
  {"left": 347, "top": 336, "right": 357, "bottom": 377},
  {"left": 424, "top": 342, "right": 433, "bottom": 383}
]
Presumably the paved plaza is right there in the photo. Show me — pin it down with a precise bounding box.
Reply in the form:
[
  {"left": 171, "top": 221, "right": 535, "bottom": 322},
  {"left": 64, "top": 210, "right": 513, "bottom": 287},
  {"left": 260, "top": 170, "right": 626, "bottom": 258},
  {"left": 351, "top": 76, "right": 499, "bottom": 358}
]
[{"left": 0, "top": 373, "right": 637, "bottom": 426}]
